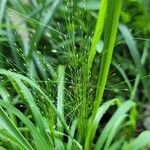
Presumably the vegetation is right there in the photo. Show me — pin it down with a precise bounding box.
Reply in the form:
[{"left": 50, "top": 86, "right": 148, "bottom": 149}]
[{"left": 0, "top": 0, "right": 150, "bottom": 149}]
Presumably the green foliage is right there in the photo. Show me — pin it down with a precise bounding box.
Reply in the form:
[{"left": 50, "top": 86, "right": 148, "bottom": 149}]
[{"left": 0, "top": 0, "right": 150, "bottom": 149}]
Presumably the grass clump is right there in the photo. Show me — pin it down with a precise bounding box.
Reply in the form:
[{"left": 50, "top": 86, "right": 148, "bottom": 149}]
[{"left": 0, "top": 0, "right": 150, "bottom": 150}]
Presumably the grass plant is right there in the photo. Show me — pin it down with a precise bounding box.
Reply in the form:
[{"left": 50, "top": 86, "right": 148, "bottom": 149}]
[{"left": 0, "top": 0, "right": 150, "bottom": 150}]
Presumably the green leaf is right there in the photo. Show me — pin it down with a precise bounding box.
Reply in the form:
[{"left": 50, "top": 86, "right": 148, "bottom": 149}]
[
  {"left": 0, "top": 100, "right": 51, "bottom": 150},
  {"left": 0, "top": 129, "right": 24, "bottom": 149},
  {"left": 0, "top": 69, "right": 71, "bottom": 138},
  {"left": 119, "top": 24, "right": 150, "bottom": 101},
  {"left": 104, "top": 115, "right": 127, "bottom": 150},
  {"left": 0, "top": 107, "right": 33, "bottom": 150},
  {"left": 95, "top": 100, "right": 135, "bottom": 150},
  {"left": 57, "top": 65, "right": 65, "bottom": 132},
  {"left": 88, "top": 1, "right": 123, "bottom": 149},
  {"left": 119, "top": 24, "right": 140, "bottom": 68},
  {"left": 122, "top": 131, "right": 150, "bottom": 150},
  {"left": 85, "top": 99, "right": 117, "bottom": 149},
  {"left": 88, "top": 0, "right": 107, "bottom": 69},
  {"left": 112, "top": 61, "right": 132, "bottom": 93},
  {"left": 0, "top": 0, "right": 7, "bottom": 24},
  {"left": 28, "top": 0, "right": 60, "bottom": 57},
  {"left": 67, "top": 120, "right": 78, "bottom": 150}
]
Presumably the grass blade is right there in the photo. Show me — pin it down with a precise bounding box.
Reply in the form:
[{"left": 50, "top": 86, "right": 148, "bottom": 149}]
[
  {"left": 119, "top": 24, "right": 140, "bottom": 67},
  {"left": 112, "top": 61, "right": 132, "bottom": 93},
  {"left": 0, "top": 100, "right": 51, "bottom": 150},
  {"left": 88, "top": 0, "right": 107, "bottom": 69},
  {"left": 28, "top": 0, "right": 60, "bottom": 57},
  {"left": 85, "top": 99, "right": 117, "bottom": 149},
  {"left": 67, "top": 120, "right": 78, "bottom": 150},
  {"left": 119, "top": 24, "right": 150, "bottom": 101},
  {"left": 104, "top": 115, "right": 127, "bottom": 150},
  {"left": 93, "top": 0, "right": 122, "bottom": 116},
  {"left": 8, "top": 8, "right": 30, "bottom": 56},
  {"left": 86, "top": 1, "right": 122, "bottom": 149},
  {"left": 0, "top": 0, "right": 7, "bottom": 24},
  {"left": 57, "top": 65, "right": 65, "bottom": 132},
  {"left": 0, "top": 69, "right": 71, "bottom": 137},
  {"left": 122, "top": 131, "right": 150, "bottom": 150},
  {"left": 0, "top": 107, "right": 33, "bottom": 150},
  {"left": 95, "top": 100, "right": 135, "bottom": 150}
]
